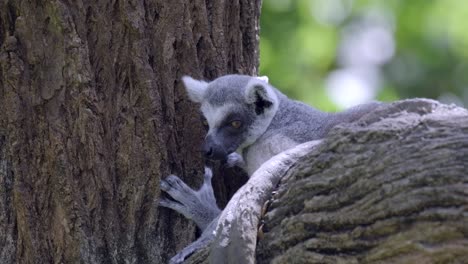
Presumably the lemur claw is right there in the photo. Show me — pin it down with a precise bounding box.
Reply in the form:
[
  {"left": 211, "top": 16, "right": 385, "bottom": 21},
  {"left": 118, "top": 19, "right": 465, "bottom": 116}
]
[
  {"left": 159, "top": 167, "right": 221, "bottom": 263},
  {"left": 159, "top": 167, "right": 221, "bottom": 230}
]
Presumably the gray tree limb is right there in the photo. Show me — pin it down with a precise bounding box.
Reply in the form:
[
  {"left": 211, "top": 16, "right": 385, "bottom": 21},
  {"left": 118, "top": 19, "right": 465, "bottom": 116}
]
[{"left": 210, "top": 140, "right": 322, "bottom": 264}]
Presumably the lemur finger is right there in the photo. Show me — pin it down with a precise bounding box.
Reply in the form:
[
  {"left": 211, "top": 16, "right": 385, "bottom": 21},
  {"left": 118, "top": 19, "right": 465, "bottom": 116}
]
[
  {"left": 161, "top": 175, "right": 197, "bottom": 204},
  {"left": 203, "top": 167, "right": 213, "bottom": 183},
  {"left": 226, "top": 152, "right": 244, "bottom": 168},
  {"left": 159, "top": 198, "right": 199, "bottom": 227},
  {"left": 159, "top": 197, "right": 186, "bottom": 212},
  {"left": 159, "top": 197, "right": 178, "bottom": 207},
  {"left": 160, "top": 179, "right": 170, "bottom": 192},
  {"left": 162, "top": 175, "right": 192, "bottom": 192},
  {"left": 160, "top": 174, "right": 192, "bottom": 192}
]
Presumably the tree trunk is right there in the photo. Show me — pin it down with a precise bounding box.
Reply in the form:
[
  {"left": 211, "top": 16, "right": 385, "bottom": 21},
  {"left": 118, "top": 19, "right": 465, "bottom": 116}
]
[{"left": 0, "top": 1, "right": 260, "bottom": 263}]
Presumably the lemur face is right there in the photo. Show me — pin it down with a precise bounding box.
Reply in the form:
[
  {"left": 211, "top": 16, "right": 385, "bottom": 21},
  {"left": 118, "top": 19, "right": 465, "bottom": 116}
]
[
  {"left": 199, "top": 102, "right": 254, "bottom": 160},
  {"left": 182, "top": 74, "right": 278, "bottom": 161}
]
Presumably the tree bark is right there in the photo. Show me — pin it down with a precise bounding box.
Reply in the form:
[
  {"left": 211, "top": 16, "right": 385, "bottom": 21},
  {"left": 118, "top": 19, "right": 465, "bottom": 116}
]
[
  {"left": 0, "top": 1, "right": 260, "bottom": 263},
  {"left": 256, "top": 99, "right": 468, "bottom": 263}
]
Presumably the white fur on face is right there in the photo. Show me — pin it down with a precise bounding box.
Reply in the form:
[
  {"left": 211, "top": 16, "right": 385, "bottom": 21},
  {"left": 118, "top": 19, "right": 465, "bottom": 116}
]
[
  {"left": 239, "top": 98, "right": 279, "bottom": 150},
  {"left": 239, "top": 113, "right": 275, "bottom": 150},
  {"left": 201, "top": 103, "right": 237, "bottom": 135},
  {"left": 200, "top": 82, "right": 279, "bottom": 154},
  {"left": 201, "top": 101, "right": 279, "bottom": 152}
]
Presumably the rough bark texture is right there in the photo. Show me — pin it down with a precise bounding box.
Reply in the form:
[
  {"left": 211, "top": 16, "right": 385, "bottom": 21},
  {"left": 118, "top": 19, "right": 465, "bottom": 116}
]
[
  {"left": 0, "top": 1, "right": 259, "bottom": 263},
  {"left": 210, "top": 141, "right": 322, "bottom": 264},
  {"left": 257, "top": 99, "right": 468, "bottom": 263}
]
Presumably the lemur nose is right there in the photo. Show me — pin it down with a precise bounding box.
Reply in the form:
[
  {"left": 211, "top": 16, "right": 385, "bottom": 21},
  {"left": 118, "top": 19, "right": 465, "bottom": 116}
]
[{"left": 203, "top": 145, "right": 213, "bottom": 158}]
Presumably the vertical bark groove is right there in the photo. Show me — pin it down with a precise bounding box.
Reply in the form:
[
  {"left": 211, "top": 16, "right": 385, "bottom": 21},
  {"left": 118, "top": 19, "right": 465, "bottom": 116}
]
[{"left": 0, "top": 1, "right": 261, "bottom": 263}]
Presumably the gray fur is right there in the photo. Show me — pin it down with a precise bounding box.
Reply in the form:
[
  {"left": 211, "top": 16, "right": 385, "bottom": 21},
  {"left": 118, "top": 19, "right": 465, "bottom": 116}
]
[
  {"left": 160, "top": 74, "right": 382, "bottom": 263},
  {"left": 159, "top": 167, "right": 220, "bottom": 231},
  {"left": 206, "top": 76, "right": 251, "bottom": 105},
  {"left": 246, "top": 92, "right": 381, "bottom": 174},
  {"left": 256, "top": 83, "right": 381, "bottom": 145},
  {"left": 167, "top": 218, "right": 218, "bottom": 264},
  {"left": 184, "top": 74, "right": 381, "bottom": 175},
  {"left": 159, "top": 168, "right": 221, "bottom": 264}
]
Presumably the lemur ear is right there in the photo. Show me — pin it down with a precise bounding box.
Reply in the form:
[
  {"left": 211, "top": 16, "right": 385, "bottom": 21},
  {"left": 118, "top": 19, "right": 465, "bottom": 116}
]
[
  {"left": 255, "top": 76, "right": 269, "bottom": 83},
  {"left": 182, "top": 76, "right": 208, "bottom": 103},
  {"left": 244, "top": 78, "right": 278, "bottom": 115}
]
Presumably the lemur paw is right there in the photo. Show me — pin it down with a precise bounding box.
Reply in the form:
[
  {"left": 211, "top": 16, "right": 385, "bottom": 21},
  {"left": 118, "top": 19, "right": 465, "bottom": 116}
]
[
  {"left": 160, "top": 175, "right": 195, "bottom": 205},
  {"left": 159, "top": 197, "right": 184, "bottom": 211},
  {"left": 159, "top": 167, "right": 221, "bottom": 230},
  {"left": 203, "top": 166, "right": 213, "bottom": 181},
  {"left": 226, "top": 152, "right": 244, "bottom": 168}
]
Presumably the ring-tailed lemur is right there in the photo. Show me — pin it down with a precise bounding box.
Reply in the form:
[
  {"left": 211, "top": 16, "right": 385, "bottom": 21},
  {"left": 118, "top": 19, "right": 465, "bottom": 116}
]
[{"left": 159, "top": 74, "right": 381, "bottom": 263}]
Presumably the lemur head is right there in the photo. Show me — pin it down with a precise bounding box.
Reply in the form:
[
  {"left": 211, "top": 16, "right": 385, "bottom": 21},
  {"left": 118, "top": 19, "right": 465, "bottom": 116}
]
[{"left": 182, "top": 74, "right": 279, "bottom": 161}]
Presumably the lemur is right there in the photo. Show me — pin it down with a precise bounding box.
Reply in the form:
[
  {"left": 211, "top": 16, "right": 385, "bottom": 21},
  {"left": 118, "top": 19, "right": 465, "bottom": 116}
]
[{"left": 159, "top": 74, "right": 381, "bottom": 263}]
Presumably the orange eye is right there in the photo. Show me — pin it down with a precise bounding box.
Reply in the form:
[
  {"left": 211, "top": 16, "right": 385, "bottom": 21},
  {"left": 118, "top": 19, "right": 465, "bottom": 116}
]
[{"left": 230, "top": 120, "right": 242, "bottom": 129}]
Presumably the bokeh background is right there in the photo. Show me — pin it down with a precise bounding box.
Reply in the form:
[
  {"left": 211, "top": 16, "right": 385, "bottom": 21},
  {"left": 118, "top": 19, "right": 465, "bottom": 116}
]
[{"left": 260, "top": 0, "right": 468, "bottom": 111}]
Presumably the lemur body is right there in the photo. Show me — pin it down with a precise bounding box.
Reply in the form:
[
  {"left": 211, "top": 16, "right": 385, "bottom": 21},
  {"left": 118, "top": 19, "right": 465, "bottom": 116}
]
[
  {"left": 184, "top": 74, "right": 380, "bottom": 175},
  {"left": 160, "top": 74, "right": 381, "bottom": 263}
]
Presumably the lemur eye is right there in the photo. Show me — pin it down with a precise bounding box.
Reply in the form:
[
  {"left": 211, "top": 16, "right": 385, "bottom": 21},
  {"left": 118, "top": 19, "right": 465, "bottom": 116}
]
[
  {"left": 230, "top": 120, "right": 242, "bottom": 129},
  {"left": 200, "top": 115, "right": 209, "bottom": 129}
]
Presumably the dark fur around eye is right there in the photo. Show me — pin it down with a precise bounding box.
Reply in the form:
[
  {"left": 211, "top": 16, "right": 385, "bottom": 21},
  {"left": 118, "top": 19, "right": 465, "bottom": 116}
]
[{"left": 200, "top": 115, "right": 209, "bottom": 128}]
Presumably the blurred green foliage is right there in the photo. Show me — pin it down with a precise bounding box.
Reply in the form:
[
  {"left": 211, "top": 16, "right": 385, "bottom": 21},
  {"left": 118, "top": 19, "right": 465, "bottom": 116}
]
[{"left": 260, "top": 0, "right": 468, "bottom": 110}]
